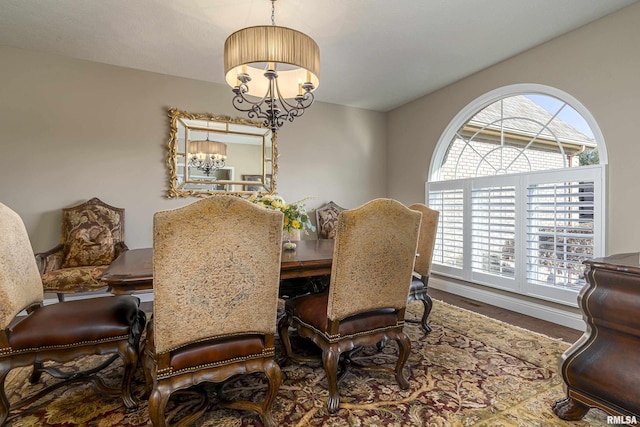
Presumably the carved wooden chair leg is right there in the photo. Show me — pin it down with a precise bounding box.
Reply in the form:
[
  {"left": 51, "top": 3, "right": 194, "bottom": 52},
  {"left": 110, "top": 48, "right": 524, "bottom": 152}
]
[
  {"left": 552, "top": 397, "right": 590, "bottom": 421},
  {"left": 119, "top": 344, "right": 140, "bottom": 410},
  {"left": 406, "top": 293, "right": 433, "bottom": 333},
  {"left": 260, "top": 360, "right": 281, "bottom": 427},
  {"left": 148, "top": 386, "right": 172, "bottom": 427},
  {"left": 395, "top": 333, "right": 411, "bottom": 390},
  {"left": 141, "top": 347, "right": 154, "bottom": 399},
  {"left": 420, "top": 294, "right": 433, "bottom": 333},
  {"left": 220, "top": 360, "right": 281, "bottom": 427},
  {"left": 29, "top": 362, "right": 44, "bottom": 384},
  {"left": 277, "top": 313, "right": 293, "bottom": 363},
  {"left": 322, "top": 347, "right": 341, "bottom": 415},
  {"left": 376, "top": 338, "right": 388, "bottom": 351}
]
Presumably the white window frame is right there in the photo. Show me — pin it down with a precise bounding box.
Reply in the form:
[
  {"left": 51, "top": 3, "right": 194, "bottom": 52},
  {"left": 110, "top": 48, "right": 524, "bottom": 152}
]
[{"left": 427, "top": 84, "right": 607, "bottom": 307}]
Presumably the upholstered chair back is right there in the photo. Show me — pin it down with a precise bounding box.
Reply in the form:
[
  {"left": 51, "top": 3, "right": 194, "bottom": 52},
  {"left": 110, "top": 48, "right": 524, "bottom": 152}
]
[
  {"left": 152, "top": 196, "right": 284, "bottom": 354},
  {"left": 408, "top": 203, "right": 439, "bottom": 277},
  {"left": 59, "top": 197, "right": 125, "bottom": 269},
  {"left": 326, "top": 198, "right": 421, "bottom": 322},
  {"left": 315, "top": 201, "right": 345, "bottom": 239},
  {"left": 0, "top": 203, "right": 44, "bottom": 329},
  {"left": 62, "top": 197, "right": 125, "bottom": 244}
]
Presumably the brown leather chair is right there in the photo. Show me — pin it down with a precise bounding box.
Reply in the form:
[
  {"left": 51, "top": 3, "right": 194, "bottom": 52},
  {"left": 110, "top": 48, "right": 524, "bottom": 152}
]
[
  {"left": 315, "top": 200, "right": 345, "bottom": 239},
  {"left": 142, "top": 196, "right": 284, "bottom": 427},
  {"left": 278, "top": 198, "right": 421, "bottom": 414},
  {"left": 0, "top": 202, "right": 145, "bottom": 426},
  {"left": 35, "top": 197, "right": 128, "bottom": 302},
  {"left": 406, "top": 203, "right": 440, "bottom": 333}
]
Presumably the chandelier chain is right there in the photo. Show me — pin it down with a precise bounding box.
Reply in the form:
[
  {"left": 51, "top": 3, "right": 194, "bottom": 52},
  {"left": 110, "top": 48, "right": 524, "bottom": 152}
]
[{"left": 271, "top": 0, "right": 276, "bottom": 26}]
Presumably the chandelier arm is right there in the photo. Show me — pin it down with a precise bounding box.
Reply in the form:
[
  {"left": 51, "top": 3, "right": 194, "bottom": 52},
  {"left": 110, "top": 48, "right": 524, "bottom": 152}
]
[
  {"left": 269, "top": 78, "right": 314, "bottom": 125},
  {"left": 189, "top": 155, "right": 226, "bottom": 176},
  {"left": 231, "top": 92, "right": 270, "bottom": 122}
]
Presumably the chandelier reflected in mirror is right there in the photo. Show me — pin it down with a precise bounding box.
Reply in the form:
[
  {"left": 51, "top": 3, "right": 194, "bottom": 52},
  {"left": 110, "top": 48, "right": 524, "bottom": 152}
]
[
  {"left": 188, "top": 137, "right": 227, "bottom": 176},
  {"left": 224, "top": 0, "right": 320, "bottom": 132}
]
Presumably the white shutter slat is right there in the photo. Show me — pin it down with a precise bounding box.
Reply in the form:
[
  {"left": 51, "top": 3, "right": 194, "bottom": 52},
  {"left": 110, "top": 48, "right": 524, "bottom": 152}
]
[
  {"left": 471, "top": 186, "right": 516, "bottom": 278},
  {"left": 527, "top": 180, "right": 595, "bottom": 291}
]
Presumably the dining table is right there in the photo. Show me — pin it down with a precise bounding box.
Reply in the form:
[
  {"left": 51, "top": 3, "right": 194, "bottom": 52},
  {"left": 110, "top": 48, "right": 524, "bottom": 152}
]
[{"left": 99, "top": 239, "right": 335, "bottom": 295}]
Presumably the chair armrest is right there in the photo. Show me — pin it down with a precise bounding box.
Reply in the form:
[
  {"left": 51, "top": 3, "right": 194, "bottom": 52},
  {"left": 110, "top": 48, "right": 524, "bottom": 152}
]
[
  {"left": 114, "top": 241, "right": 129, "bottom": 259},
  {"left": 34, "top": 244, "right": 64, "bottom": 274}
]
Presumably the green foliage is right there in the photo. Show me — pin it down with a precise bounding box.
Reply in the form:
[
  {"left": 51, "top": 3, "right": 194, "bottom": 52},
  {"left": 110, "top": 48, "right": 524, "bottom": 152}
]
[{"left": 579, "top": 148, "right": 599, "bottom": 166}]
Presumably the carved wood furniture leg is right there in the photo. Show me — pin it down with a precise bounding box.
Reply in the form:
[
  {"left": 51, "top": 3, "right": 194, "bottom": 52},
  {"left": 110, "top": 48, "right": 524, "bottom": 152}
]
[
  {"left": 322, "top": 347, "right": 341, "bottom": 415},
  {"left": 148, "top": 386, "right": 171, "bottom": 427},
  {"left": 553, "top": 397, "right": 590, "bottom": 421},
  {"left": 277, "top": 314, "right": 293, "bottom": 364},
  {"left": 395, "top": 332, "right": 411, "bottom": 389},
  {"left": 421, "top": 294, "right": 433, "bottom": 333},
  {"left": 220, "top": 360, "right": 281, "bottom": 427},
  {"left": 29, "top": 362, "right": 44, "bottom": 384},
  {"left": 119, "top": 342, "right": 140, "bottom": 410},
  {"left": 260, "top": 360, "right": 281, "bottom": 427}
]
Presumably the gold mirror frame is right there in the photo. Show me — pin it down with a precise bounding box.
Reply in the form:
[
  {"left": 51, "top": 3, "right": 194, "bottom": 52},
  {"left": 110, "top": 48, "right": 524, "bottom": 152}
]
[{"left": 166, "top": 108, "right": 278, "bottom": 198}]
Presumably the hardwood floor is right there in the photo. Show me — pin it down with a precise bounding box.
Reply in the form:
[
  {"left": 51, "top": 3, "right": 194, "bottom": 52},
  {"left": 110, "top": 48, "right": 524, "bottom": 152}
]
[{"left": 429, "top": 288, "right": 583, "bottom": 343}]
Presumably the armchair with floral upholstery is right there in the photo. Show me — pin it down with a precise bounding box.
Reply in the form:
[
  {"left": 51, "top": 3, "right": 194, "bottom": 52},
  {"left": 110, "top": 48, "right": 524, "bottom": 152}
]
[{"left": 35, "top": 197, "right": 128, "bottom": 302}]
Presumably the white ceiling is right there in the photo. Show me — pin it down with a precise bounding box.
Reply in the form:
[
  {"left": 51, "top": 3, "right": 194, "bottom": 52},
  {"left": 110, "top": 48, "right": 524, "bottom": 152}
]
[{"left": 0, "top": 0, "right": 637, "bottom": 112}]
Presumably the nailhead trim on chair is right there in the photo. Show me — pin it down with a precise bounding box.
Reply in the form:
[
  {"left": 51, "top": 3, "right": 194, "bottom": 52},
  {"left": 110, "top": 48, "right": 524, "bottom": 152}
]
[
  {"left": 156, "top": 348, "right": 276, "bottom": 379},
  {"left": 291, "top": 316, "right": 404, "bottom": 343},
  {"left": 0, "top": 334, "right": 130, "bottom": 356}
]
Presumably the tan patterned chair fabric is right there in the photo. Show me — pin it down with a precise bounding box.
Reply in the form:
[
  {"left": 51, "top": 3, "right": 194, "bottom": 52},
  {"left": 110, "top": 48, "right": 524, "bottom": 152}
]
[
  {"left": 315, "top": 201, "right": 345, "bottom": 239},
  {"left": 0, "top": 202, "right": 145, "bottom": 425},
  {"left": 35, "top": 197, "right": 128, "bottom": 301},
  {"left": 143, "top": 195, "right": 284, "bottom": 427},
  {"left": 279, "top": 198, "right": 421, "bottom": 414},
  {"left": 0, "top": 203, "right": 44, "bottom": 330},
  {"left": 407, "top": 203, "right": 440, "bottom": 333}
]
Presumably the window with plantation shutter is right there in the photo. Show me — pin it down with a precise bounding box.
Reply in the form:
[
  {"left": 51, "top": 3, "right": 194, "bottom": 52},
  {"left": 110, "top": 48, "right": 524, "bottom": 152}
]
[
  {"left": 426, "top": 84, "right": 606, "bottom": 306},
  {"left": 428, "top": 188, "right": 464, "bottom": 269},
  {"left": 471, "top": 185, "right": 516, "bottom": 278},
  {"left": 525, "top": 175, "right": 598, "bottom": 301}
]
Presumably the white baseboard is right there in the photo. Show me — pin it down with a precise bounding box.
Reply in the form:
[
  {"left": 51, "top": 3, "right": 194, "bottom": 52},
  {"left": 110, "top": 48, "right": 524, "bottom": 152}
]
[{"left": 430, "top": 276, "right": 586, "bottom": 332}]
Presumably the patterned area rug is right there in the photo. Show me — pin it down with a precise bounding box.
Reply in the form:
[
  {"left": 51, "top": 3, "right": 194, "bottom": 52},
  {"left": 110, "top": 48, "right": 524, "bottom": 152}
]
[{"left": 5, "top": 299, "right": 609, "bottom": 426}]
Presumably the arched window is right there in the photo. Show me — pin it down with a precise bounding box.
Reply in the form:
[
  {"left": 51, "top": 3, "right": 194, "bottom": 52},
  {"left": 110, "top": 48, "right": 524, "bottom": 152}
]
[{"left": 427, "top": 84, "right": 606, "bottom": 306}]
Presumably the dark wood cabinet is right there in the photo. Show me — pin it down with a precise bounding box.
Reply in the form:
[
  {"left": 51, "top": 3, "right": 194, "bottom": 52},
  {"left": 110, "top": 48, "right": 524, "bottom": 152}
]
[{"left": 554, "top": 252, "right": 640, "bottom": 420}]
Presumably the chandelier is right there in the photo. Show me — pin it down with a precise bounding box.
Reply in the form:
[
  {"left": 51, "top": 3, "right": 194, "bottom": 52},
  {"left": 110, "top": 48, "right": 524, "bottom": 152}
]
[
  {"left": 188, "top": 137, "right": 227, "bottom": 176},
  {"left": 224, "top": 0, "right": 320, "bottom": 132}
]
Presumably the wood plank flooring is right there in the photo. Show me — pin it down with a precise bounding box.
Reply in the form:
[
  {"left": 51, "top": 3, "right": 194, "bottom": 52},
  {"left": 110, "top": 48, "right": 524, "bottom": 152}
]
[{"left": 429, "top": 288, "right": 583, "bottom": 343}]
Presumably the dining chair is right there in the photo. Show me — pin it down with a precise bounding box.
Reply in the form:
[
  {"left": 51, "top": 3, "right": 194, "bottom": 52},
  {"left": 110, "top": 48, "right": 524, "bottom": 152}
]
[
  {"left": 142, "top": 196, "right": 284, "bottom": 427},
  {"left": 315, "top": 200, "right": 345, "bottom": 239},
  {"left": 278, "top": 198, "right": 421, "bottom": 414},
  {"left": 406, "top": 203, "right": 440, "bottom": 333},
  {"left": 35, "top": 197, "right": 128, "bottom": 302},
  {"left": 0, "top": 202, "right": 145, "bottom": 426}
]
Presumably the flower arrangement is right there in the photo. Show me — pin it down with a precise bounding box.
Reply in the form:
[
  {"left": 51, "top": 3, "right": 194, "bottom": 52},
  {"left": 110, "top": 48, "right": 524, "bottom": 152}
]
[{"left": 250, "top": 194, "right": 316, "bottom": 235}]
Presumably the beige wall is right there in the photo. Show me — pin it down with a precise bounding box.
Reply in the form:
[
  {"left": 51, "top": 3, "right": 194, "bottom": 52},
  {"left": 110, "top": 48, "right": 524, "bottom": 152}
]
[
  {"left": 388, "top": 2, "right": 640, "bottom": 255},
  {"left": 0, "top": 46, "right": 386, "bottom": 252}
]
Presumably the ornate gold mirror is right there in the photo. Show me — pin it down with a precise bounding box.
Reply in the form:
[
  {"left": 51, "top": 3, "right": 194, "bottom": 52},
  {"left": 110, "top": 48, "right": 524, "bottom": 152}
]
[{"left": 166, "top": 108, "right": 277, "bottom": 198}]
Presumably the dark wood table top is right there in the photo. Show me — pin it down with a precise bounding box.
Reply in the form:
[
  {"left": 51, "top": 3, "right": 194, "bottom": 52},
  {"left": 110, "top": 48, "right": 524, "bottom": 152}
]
[{"left": 100, "top": 240, "right": 335, "bottom": 294}]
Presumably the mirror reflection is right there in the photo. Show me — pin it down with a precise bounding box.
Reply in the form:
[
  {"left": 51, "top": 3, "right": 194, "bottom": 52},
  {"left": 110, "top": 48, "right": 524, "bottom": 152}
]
[{"left": 167, "top": 108, "right": 277, "bottom": 197}]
